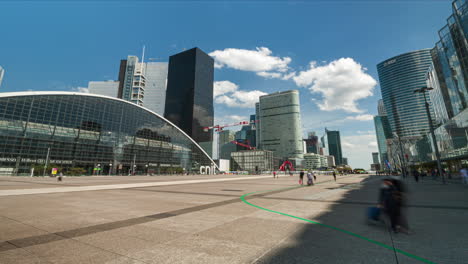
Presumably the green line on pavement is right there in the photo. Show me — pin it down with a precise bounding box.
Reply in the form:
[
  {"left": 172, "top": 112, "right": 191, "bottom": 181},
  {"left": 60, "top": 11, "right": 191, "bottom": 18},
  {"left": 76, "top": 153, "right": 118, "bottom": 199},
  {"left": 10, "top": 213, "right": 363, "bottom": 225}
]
[{"left": 240, "top": 182, "right": 436, "bottom": 264}]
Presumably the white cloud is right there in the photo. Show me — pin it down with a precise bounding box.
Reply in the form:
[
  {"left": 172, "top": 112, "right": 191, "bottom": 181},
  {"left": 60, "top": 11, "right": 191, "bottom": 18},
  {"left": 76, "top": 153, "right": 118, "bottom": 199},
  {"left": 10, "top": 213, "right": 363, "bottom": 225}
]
[
  {"left": 209, "top": 47, "right": 292, "bottom": 79},
  {"left": 215, "top": 90, "right": 267, "bottom": 108},
  {"left": 215, "top": 115, "right": 248, "bottom": 125},
  {"left": 214, "top": 81, "right": 238, "bottom": 97},
  {"left": 346, "top": 114, "right": 374, "bottom": 121},
  {"left": 72, "top": 87, "right": 89, "bottom": 93},
  {"left": 293, "top": 58, "right": 377, "bottom": 113},
  {"left": 213, "top": 80, "right": 267, "bottom": 108}
]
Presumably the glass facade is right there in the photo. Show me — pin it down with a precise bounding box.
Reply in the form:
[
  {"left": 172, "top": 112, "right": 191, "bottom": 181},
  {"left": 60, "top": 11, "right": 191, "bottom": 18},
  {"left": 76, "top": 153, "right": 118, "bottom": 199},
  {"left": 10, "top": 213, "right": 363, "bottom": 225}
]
[
  {"left": 88, "top": 81, "right": 119, "bottom": 98},
  {"left": 377, "top": 49, "right": 434, "bottom": 138},
  {"left": 144, "top": 62, "right": 168, "bottom": 116},
  {"left": 231, "top": 150, "right": 273, "bottom": 172},
  {"left": 0, "top": 92, "right": 216, "bottom": 175},
  {"left": 326, "top": 129, "right": 343, "bottom": 165},
  {"left": 374, "top": 115, "right": 393, "bottom": 167},
  {"left": 0, "top": 66, "right": 4, "bottom": 88},
  {"left": 164, "top": 48, "right": 214, "bottom": 144}
]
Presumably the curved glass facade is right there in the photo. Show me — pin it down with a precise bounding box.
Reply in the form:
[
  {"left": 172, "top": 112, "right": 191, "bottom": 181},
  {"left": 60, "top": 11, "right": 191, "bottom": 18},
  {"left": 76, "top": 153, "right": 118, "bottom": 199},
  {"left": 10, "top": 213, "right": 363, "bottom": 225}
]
[
  {"left": 0, "top": 92, "right": 216, "bottom": 175},
  {"left": 377, "top": 49, "right": 434, "bottom": 138}
]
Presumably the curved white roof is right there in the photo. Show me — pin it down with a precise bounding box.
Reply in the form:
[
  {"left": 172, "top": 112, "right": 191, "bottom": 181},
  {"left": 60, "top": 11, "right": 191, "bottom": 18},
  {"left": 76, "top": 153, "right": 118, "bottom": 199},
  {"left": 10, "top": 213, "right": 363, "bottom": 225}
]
[{"left": 0, "top": 91, "right": 218, "bottom": 170}]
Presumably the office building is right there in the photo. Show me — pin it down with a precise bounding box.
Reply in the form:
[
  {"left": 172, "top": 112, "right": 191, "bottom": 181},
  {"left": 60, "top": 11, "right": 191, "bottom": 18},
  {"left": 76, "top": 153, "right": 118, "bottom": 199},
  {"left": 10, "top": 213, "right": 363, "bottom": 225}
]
[
  {"left": 88, "top": 81, "right": 119, "bottom": 98},
  {"left": 372, "top": 152, "right": 379, "bottom": 164},
  {"left": 342, "top": 157, "right": 348, "bottom": 166},
  {"left": 144, "top": 62, "right": 168, "bottom": 115},
  {"left": 255, "top": 102, "right": 261, "bottom": 148},
  {"left": 258, "top": 90, "right": 303, "bottom": 159},
  {"left": 118, "top": 55, "right": 146, "bottom": 106},
  {"left": 304, "top": 153, "right": 325, "bottom": 170},
  {"left": 164, "top": 48, "right": 214, "bottom": 144},
  {"left": 374, "top": 115, "right": 393, "bottom": 167},
  {"left": 218, "top": 130, "right": 236, "bottom": 160},
  {"left": 377, "top": 99, "right": 387, "bottom": 116},
  {"left": 304, "top": 132, "right": 319, "bottom": 154},
  {"left": 0, "top": 92, "right": 216, "bottom": 175},
  {"left": 377, "top": 49, "right": 434, "bottom": 138},
  {"left": 326, "top": 129, "right": 343, "bottom": 165},
  {"left": 0, "top": 66, "right": 4, "bottom": 87},
  {"left": 407, "top": 0, "right": 468, "bottom": 166},
  {"left": 231, "top": 150, "right": 273, "bottom": 173},
  {"left": 326, "top": 155, "right": 336, "bottom": 167}
]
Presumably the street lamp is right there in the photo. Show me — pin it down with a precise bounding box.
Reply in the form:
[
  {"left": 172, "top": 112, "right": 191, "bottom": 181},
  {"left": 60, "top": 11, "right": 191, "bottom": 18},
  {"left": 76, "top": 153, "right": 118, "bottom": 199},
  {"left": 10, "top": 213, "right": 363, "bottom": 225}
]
[
  {"left": 414, "top": 86, "right": 445, "bottom": 184},
  {"left": 109, "top": 163, "right": 112, "bottom": 176}
]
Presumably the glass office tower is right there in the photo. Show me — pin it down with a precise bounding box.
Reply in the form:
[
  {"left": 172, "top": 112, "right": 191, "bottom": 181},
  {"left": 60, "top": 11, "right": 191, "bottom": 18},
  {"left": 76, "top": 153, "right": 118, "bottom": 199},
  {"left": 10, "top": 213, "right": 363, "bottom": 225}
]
[
  {"left": 325, "top": 129, "right": 343, "bottom": 165},
  {"left": 164, "top": 48, "right": 214, "bottom": 143},
  {"left": 144, "top": 62, "right": 168, "bottom": 115},
  {"left": 0, "top": 92, "right": 216, "bottom": 175},
  {"left": 374, "top": 115, "right": 393, "bottom": 167},
  {"left": 377, "top": 49, "right": 434, "bottom": 138},
  {"left": 0, "top": 66, "right": 4, "bottom": 88}
]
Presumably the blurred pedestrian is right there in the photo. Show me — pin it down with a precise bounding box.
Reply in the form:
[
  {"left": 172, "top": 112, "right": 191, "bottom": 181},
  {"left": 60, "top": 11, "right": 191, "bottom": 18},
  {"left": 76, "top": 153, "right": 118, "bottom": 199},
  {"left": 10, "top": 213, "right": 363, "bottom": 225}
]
[
  {"left": 333, "top": 171, "right": 336, "bottom": 182},
  {"left": 412, "top": 169, "right": 419, "bottom": 182},
  {"left": 307, "top": 171, "right": 314, "bottom": 186},
  {"left": 273, "top": 171, "right": 277, "bottom": 178},
  {"left": 299, "top": 170, "right": 304, "bottom": 185},
  {"left": 461, "top": 168, "right": 468, "bottom": 185},
  {"left": 378, "top": 178, "right": 403, "bottom": 233}
]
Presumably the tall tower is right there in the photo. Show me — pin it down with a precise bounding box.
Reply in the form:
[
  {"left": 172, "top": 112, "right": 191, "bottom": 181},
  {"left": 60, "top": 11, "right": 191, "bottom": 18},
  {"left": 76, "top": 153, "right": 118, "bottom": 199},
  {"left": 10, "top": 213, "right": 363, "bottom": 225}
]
[
  {"left": 258, "top": 90, "right": 303, "bottom": 159},
  {"left": 164, "top": 48, "right": 214, "bottom": 143},
  {"left": 117, "top": 54, "right": 146, "bottom": 106},
  {"left": 377, "top": 49, "right": 434, "bottom": 138},
  {"left": 325, "top": 129, "right": 343, "bottom": 165},
  {"left": 0, "top": 66, "right": 4, "bottom": 88}
]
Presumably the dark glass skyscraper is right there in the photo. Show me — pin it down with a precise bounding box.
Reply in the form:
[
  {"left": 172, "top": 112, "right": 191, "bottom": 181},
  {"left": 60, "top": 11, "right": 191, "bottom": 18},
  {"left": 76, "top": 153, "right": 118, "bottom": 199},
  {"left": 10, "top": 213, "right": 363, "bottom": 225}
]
[
  {"left": 326, "top": 129, "right": 343, "bottom": 165},
  {"left": 377, "top": 49, "right": 434, "bottom": 138},
  {"left": 164, "top": 48, "right": 214, "bottom": 143}
]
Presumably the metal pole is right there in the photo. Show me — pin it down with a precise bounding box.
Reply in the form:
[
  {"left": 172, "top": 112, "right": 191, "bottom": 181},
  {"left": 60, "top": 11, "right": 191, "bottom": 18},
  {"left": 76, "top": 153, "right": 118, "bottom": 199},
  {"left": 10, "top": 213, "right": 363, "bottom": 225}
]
[
  {"left": 43, "top": 147, "right": 50, "bottom": 176},
  {"left": 422, "top": 92, "right": 445, "bottom": 184}
]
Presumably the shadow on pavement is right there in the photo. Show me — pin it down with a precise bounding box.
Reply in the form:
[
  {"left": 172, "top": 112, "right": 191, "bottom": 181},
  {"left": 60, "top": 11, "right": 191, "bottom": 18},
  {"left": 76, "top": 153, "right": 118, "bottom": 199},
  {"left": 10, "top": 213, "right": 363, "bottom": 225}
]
[{"left": 255, "top": 175, "right": 468, "bottom": 264}]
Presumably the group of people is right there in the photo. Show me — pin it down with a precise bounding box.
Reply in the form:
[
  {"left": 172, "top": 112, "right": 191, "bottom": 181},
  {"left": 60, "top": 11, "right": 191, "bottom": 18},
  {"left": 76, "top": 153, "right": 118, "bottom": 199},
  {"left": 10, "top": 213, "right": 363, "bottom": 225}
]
[{"left": 273, "top": 170, "right": 338, "bottom": 185}]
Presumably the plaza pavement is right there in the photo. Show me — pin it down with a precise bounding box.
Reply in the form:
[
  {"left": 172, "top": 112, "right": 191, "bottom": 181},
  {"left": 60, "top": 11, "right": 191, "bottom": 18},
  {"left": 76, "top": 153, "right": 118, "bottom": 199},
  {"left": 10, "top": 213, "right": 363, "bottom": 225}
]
[{"left": 0, "top": 173, "right": 466, "bottom": 263}]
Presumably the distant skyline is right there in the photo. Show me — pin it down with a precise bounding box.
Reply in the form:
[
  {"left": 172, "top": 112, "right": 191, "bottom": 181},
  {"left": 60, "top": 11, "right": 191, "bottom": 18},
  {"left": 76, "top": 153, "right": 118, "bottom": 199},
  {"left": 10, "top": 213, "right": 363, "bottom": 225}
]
[{"left": 0, "top": 1, "right": 453, "bottom": 168}]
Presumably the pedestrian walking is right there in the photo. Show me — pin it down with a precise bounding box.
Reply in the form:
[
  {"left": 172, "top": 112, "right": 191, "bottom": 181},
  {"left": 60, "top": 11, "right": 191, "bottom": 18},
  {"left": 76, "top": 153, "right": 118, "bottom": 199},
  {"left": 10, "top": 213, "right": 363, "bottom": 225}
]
[
  {"left": 332, "top": 171, "right": 337, "bottom": 182},
  {"left": 307, "top": 171, "right": 314, "bottom": 186},
  {"left": 273, "top": 171, "right": 277, "bottom": 179},
  {"left": 378, "top": 179, "right": 400, "bottom": 233},
  {"left": 57, "top": 172, "right": 63, "bottom": 182},
  {"left": 299, "top": 170, "right": 304, "bottom": 185},
  {"left": 412, "top": 169, "right": 419, "bottom": 182},
  {"left": 460, "top": 168, "right": 468, "bottom": 185}
]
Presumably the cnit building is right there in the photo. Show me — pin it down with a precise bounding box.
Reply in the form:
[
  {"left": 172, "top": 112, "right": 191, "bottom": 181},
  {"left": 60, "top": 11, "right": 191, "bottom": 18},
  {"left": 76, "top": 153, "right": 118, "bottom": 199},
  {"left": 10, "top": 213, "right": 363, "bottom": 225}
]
[{"left": 0, "top": 92, "right": 216, "bottom": 176}]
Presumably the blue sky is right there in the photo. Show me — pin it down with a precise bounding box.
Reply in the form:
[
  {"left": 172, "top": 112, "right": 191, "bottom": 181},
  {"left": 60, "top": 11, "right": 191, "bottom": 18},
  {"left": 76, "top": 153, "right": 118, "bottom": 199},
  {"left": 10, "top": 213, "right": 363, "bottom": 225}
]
[{"left": 0, "top": 1, "right": 453, "bottom": 168}]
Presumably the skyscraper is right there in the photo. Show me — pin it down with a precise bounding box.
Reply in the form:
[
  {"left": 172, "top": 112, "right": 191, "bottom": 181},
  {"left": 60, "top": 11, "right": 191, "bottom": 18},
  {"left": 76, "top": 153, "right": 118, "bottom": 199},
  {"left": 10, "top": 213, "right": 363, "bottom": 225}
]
[
  {"left": 144, "top": 62, "right": 168, "bottom": 115},
  {"left": 255, "top": 102, "right": 261, "bottom": 148},
  {"left": 258, "top": 90, "right": 303, "bottom": 159},
  {"left": 326, "top": 129, "right": 343, "bottom": 165},
  {"left": 88, "top": 81, "right": 119, "bottom": 98},
  {"left": 164, "top": 48, "right": 214, "bottom": 143},
  {"left": 117, "top": 55, "right": 146, "bottom": 106},
  {"left": 377, "top": 99, "right": 387, "bottom": 116},
  {"left": 0, "top": 66, "right": 4, "bottom": 87},
  {"left": 304, "top": 131, "right": 319, "bottom": 154},
  {"left": 374, "top": 115, "right": 393, "bottom": 167},
  {"left": 377, "top": 49, "right": 434, "bottom": 138},
  {"left": 372, "top": 152, "right": 379, "bottom": 164}
]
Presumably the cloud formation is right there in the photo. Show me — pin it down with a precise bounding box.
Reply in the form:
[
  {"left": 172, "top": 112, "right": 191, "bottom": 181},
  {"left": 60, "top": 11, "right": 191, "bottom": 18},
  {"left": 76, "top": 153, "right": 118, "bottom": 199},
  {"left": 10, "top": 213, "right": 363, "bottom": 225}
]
[
  {"left": 209, "top": 47, "right": 292, "bottom": 79},
  {"left": 293, "top": 58, "right": 377, "bottom": 113},
  {"left": 214, "top": 80, "right": 238, "bottom": 97},
  {"left": 72, "top": 87, "right": 89, "bottom": 93},
  {"left": 213, "top": 80, "right": 266, "bottom": 108},
  {"left": 346, "top": 114, "right": 374, "bottom": 121}
]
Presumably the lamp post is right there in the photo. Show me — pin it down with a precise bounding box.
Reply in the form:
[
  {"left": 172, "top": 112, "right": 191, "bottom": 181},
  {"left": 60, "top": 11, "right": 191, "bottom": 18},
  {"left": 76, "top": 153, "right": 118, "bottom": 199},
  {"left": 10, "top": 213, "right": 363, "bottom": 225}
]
[
  {"left": 109, "top": 163, "right": 112, "bottom": 176},
  {"left": 414, "top": 86, "right": 445, "bottom": 184}
]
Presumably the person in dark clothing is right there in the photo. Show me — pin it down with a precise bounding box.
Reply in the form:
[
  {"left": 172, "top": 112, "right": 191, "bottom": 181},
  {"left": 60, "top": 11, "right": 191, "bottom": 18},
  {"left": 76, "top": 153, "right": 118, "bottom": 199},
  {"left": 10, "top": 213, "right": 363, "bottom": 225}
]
[
  {"left": 379, "top": 179, "right": 400, "bottom": 233},
  {"left": 412, "top": 169, "right": 419, "bottom": 182},
  {"left": 299, "top": 170, "right": 304, "bottom": 185},
  {"left": 332, "top": 171, "right": 337, "bottom": 182}
]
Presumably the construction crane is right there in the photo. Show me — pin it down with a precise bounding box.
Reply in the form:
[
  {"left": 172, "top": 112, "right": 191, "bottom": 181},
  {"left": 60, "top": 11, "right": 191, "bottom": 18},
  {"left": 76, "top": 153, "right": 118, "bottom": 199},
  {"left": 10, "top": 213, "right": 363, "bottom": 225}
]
[
  {"left": 203, "top": 120, "right": 257, "bottom": 132},
  {"left": 230, "top": 140, "right": 256, "bottom": 150}
]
